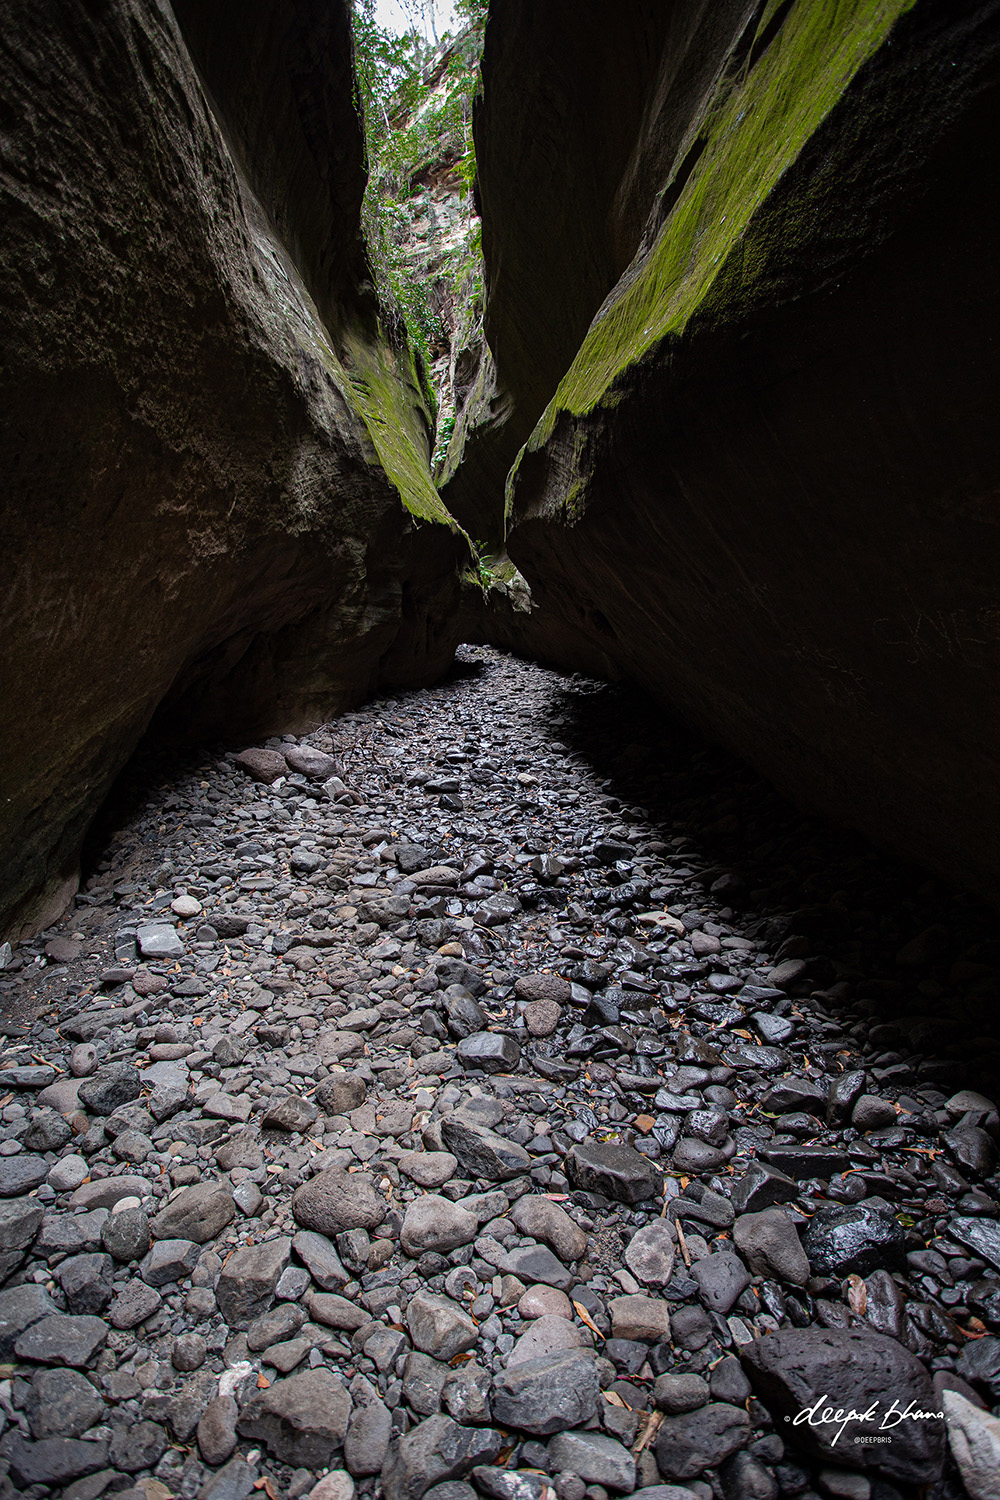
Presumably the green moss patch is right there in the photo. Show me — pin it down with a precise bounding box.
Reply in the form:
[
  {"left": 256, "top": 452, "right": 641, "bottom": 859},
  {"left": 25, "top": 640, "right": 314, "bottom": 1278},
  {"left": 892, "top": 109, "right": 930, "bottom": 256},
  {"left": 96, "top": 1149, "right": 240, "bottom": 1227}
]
[{"left": 526, "top": 0, "right": 915, "bottom": 452}]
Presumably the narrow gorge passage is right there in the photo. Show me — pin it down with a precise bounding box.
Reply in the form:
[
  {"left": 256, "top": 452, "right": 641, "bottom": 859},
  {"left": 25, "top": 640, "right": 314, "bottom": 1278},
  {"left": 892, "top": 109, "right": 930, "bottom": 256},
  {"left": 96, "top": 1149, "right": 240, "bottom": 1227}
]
[{"left": 1, "top": 648, "right": 997, "bottom": 1499}]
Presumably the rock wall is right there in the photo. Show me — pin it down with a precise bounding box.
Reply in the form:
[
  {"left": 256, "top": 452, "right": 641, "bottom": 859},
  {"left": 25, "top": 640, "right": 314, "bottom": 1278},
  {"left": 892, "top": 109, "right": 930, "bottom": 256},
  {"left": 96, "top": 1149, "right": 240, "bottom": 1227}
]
[
  {"left": 487, "top": 0, "right": 1000, "bottom": 900},
  {"left": 440, "top": 0, "right": 756, "bottom": 546},
  {"left": 0, "top": 0, "right": 466, "bottom": 939}
]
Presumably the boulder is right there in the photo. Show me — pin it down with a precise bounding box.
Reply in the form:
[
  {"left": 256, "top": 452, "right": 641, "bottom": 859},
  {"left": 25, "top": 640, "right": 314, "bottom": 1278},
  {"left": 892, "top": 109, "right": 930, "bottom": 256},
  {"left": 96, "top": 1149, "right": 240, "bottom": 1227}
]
[
  {"left": 741, "top": 1327, "right": 945, "bottom": 1484},
  {"left": 237, "top": 1369, "right": 352, "bottom": 1467}
]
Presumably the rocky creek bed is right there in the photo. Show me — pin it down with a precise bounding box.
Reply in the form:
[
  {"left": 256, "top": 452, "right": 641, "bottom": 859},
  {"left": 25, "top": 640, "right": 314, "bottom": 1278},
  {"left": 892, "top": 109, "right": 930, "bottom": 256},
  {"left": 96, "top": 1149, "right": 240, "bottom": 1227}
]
[{"left": 0, "top": 647, "right": 999, "bottom": 1500}]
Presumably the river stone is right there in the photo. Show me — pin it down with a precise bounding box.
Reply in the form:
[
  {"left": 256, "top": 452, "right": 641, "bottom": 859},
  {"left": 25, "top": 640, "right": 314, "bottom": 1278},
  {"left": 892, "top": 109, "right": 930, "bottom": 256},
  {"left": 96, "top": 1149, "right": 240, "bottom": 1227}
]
[
  {"left": 399, "top": 1151, "right": 459, "bottom": 1188},
  {"left": 6, "top": 1433, "right": 110, "bottom": 1488},
  {"left": 546, "top": 1431, "right": 636, "bottom": 1493},
  {"left": 729, "top": 1161, "right": 798, "bottom": 1215},
  {"left": 235, "top": 747, "right": 288, "bottom": 783},
  {"left": 509, "top": 1312, "right": 583, "bottom": 1366},
  {"left": 492, "top": 1348, "right": 599, "bottom": 1435},
  {"left": 292, "top": 1229, "right": 348, "bottom": 1290},
  {"left": 514, "top": 975, "right": 571, "bottom": 1005},
  {"left": 345, "top": 1396, "right": 393, "bottom": 1476},
  {"left": 57, "top": 1251, "right": 114, "bottom": 1314},
  {"left": 70, "top": 1174, "right": 150, "bottom": 1210},
  {"left": 216, "top": 1236, "right": 291, "bottom": 1328},
  {"left": 306, "top": 1294, "right": 371, "bottom": 1336},
  {"left": 140, "top": 1237, "right": 200, "bottom": 1286},
  {"left": 198, "top": 1393, "right": 240, "bottom": 1466},
  {"left": 690, "top": 1253, "right": 751, "bottom": 1314},
  {"left": 852, "top": 1095, "right": 898, "bottom": 1132},
  {"left": 951, "top": 1216, "right": 1000, "bottom": 1273},
  {"left": 316, "top": 1073, "right": 368, "bottom": 1116},
  {"left": 262, "top": 1093, "right": 319, "bottom": 1132},
  {"left": 109, "top": 1279, "right": 163, "bottom": 1329},
  {"left": 653, "top": 1374, "right": 711, "bottom": 1415},
  {"left": 102, "top": 1206, "right": 150, "bottom": 1262},
  {"left": 802, "top": 1201, "right": 907, "bottom": 1277},
  {"left": 0, "top": 1153, "right": 47, "bottom": 1195},
  {"left": 237, "top": 1368, "right": 352, "bottom": 1466},
  {"left": 110, "top": 1418, "right": 169, "bottom": 1472},
  {"left": 518, "top": 1285, "right": 573, "bottom": 1320},
  {"left": 152, "top": 1181, "right": 235, "bottom": 1242},
  {"left": 26, "top": 1367, "right": 105, "bottom": 1439},
  {"left": 523, "top": 1000, "right": 561, "bottom": 1037},
  {"left": 0, "top": 1197, "right": 43, "bottom": 1259},
  {"left": 511, "top": 1195, "right": 587, "bottom": 1261},
  {"left": 733, "top": 1209, "right": 809, "bottom": 1285},
  {"left": 401, "top": 1195, "right": 478, "bottom": 1256},
  {"left": 292, "top": 1169, "right": 387, "bottom": 1234},
  {"left": 564, "top": 1139, "right": 659, "bottom": 1204},
  {"left": 456, "top": 1032, "right": 521, "bottom": 1073},
  {"left": 406, "top": 1290, "right": 478, "bottom": 1360},
  {"left": 654, "top": 1404, "right": 751, "bottom": 1480},
  {"left": 944, "top": 1125, "right": 998, "bottom": 1177},
  {"left": 15, "top": 1312, "right": 108, "bottom": 1365},
  {"left": 609, "top": 1295, "right": 671, "bottom": 1343},
  {"left": 0, "top": 1285, "right": 57, "bottom": 1357},
  {"left": 504, "top": 1244, "right": 573, "bottom": 1291},
  {"left": 381, "top": 1414, "right": 502, "bottom": 1500},
  {"left": 136, "top": 922, "right": 184, "bottom": 959},
  {"left": 24, "top": 1106, "right": 72, "bottom": 1151},
  {"left": 48, "top": 1153, "right": 89, "bottom": 1192},
  {"left": 741, "top": 1327, "right": 945, "bottom": 1484},
  {"left": 624, "top": 1221, "right": 676, "bottom": 1286},
  {"left": 285, "top": 745, "right": 337, "bottom": 779},
  {"left": 440, "top": 1115, "right": 531, "bottom": 1181}
]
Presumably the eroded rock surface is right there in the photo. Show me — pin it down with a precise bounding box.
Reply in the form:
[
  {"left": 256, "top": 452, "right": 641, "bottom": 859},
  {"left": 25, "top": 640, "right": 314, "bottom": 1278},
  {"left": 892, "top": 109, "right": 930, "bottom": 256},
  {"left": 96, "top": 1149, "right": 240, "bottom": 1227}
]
[
  {"left": 479, "top": 0, "right": 1000, "bottom": 901},
  {"left": 0, "top": 0, "right": 465, "bottom": 938}
]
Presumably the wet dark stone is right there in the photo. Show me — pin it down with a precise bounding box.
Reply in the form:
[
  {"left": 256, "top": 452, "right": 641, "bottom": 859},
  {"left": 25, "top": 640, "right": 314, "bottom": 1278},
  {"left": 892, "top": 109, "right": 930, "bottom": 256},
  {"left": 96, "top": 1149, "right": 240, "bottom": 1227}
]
[
  {"left": 729, "top": 1161, "right": 798, "bottom": 1215},
  {"left": 942, "top": 1125, "right": 997, "bottom": 1178},
  {"left": 957, "top": 1333, "right": 1000, "bottom": 1399},
  {"left": 741, "top": 1327, "right": 944, "bottom": 1485},
  {"left": 951, "top": 1217, "right": 1000, "bottom": 1273},
  {"left": 564, "top": 1139, "right": 659, "bottom": 1204},
  {"left": 826, "top": 1070, "right": 867, "bottom": 1125},
  {"left": 760, "top": 1144, "right": 851, "bottom": 1179},
  {"left": 802, "top": 1201, "right": 907, "bottom": 1277}
]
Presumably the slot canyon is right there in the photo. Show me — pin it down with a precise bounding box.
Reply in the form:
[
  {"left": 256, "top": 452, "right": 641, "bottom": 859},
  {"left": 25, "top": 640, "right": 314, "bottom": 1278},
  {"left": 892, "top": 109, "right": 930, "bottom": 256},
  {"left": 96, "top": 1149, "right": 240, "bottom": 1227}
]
[{"left": 2, "top": 3, "right": 1000, "bottom": 1499}]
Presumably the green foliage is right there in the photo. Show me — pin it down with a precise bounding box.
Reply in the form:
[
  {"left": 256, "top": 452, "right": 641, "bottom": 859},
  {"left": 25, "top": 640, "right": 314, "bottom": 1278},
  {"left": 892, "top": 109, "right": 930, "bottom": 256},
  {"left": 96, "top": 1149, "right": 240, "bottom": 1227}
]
[
  {"left": 351, "top": 0, "right": 486, "bottom": 382},
  {"left": 471, "top": 539, "right": 497, "bottom": 590},
  {"left": 431, "top": 411, "right": 456, "bottom": 471}
]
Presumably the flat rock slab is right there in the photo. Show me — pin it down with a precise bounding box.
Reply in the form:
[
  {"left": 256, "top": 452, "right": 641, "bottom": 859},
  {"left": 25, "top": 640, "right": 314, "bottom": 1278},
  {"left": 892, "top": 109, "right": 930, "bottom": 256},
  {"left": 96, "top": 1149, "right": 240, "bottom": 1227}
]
[
  {"left": 381, "top": 1414, "right": 501, "bottom": 1500},
  {"left": 492, "top": 1348, "right": 599, "bottom": 1435},
  {"left": 564, "top": 1139, "right": 660, "bottom": 1204},
  {"left": 15, "top": 1312, "right": 108, "bottom": 1365}
]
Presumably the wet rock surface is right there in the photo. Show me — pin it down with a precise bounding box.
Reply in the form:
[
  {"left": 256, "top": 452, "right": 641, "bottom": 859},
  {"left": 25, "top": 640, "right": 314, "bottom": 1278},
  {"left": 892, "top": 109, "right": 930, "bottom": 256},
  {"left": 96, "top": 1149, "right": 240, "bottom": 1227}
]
[{"left": 0, "top": 647, "right": 996, "bottom": 1499}]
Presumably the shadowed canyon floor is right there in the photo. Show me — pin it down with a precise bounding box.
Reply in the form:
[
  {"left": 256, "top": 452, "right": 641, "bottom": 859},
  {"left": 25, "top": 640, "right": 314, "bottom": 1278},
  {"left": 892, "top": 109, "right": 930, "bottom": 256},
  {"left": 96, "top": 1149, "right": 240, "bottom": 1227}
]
[{"left": 1, "top": 649, "right": 999, "bottom": 1500}]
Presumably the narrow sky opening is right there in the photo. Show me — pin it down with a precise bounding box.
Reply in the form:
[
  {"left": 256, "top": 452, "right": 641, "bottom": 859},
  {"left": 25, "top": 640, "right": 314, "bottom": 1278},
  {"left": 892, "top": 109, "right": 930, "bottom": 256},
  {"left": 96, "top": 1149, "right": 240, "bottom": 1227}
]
[{"left": 374, "top": 0, "right": 459, "bottom": 43}]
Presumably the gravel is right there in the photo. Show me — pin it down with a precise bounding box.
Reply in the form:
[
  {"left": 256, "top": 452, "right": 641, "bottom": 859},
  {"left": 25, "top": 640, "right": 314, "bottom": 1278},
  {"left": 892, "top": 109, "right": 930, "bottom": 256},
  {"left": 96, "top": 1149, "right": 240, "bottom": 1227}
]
[{"left": 0, "top": 646, "right": 993, "bottom": 1498}]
